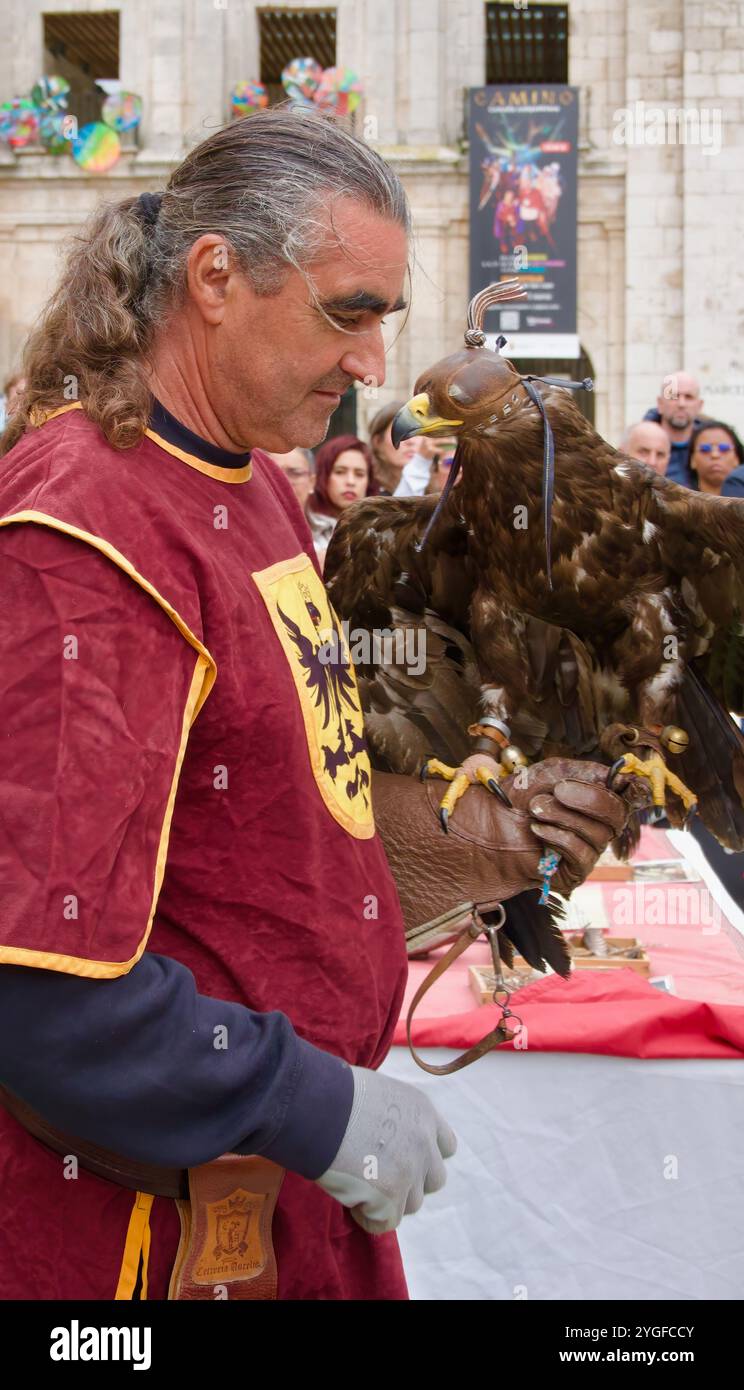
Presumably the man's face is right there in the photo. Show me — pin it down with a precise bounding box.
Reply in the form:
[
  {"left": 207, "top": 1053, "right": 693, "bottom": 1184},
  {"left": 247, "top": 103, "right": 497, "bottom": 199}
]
[
  {"left": 268, "top": 448, "right": 315, "bottom": 507},
  {"left": 203, "top": 198, "right": 408, "bottom": 452},
  {"left": 626, "top": 422, "right": 671, "bottom": 475},
  {"left": 656, "top": 373, "right": 703, "bottom": 433}
]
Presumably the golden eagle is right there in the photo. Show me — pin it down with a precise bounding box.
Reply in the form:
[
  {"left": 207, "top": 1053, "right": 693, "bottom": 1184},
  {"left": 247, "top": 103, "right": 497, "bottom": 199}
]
[{"left": 325, "top": 282, "right": 744, "bottom": 856}]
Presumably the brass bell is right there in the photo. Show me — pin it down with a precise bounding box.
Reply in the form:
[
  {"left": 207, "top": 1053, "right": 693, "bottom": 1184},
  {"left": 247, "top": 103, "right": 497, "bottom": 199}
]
[
  {"left": 660, "top": 725, "right": 689, "bottom": 755},
  {"left": 501, "top": 744, "right": 528, "bottom": 773}
]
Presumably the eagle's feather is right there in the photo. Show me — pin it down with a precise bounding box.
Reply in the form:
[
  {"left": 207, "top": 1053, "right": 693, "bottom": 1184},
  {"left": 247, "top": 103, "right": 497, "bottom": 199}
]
[{"left": 326, "top": 369, "right": 744, "bottom": 851}]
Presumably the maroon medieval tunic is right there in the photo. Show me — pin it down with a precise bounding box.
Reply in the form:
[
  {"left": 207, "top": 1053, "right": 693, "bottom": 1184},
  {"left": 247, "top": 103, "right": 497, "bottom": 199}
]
[{"left": 0, "top": 403, "right": 410, "bottom": 1300}]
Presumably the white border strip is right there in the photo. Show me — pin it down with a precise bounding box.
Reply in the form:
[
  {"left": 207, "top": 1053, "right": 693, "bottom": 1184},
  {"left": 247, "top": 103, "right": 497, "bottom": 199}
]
[{"left": 667, "top": 827, "right": 744, "bottom": 944}]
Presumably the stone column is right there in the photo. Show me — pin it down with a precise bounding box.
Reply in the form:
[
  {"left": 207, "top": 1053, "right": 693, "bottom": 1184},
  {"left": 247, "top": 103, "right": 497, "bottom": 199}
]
[
  {"left": 442, "top": 0, "right": 484, "bottom": 149},
  {"left": 622, "top": 0, "right": 685, "bottom": 428},
  {"left": 223, "top": 0, "right": 259, "bottom": 103},
  {"left": 356, "top": 0, "right": 398, "bottom": 144},
  {"left": 133, "top": 0, "right": 185, "bottom": 165},
  {"left": 182, "top": 0, "right": 227, "bottom": 146},
  {"left": 405, "top": 0, "right": 444, "bottom": 147},
  {"left": 681, "top": 0, "right": 744, "bottom": 435}
]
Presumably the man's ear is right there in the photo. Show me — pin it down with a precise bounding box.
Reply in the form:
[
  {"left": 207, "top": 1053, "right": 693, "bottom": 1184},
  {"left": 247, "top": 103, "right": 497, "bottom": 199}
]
[{"left": 185, "top": 234, "right": 235, "bottom": 325}]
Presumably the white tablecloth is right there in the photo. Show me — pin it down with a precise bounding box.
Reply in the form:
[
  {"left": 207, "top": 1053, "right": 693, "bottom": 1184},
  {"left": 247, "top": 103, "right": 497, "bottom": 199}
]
[{"left": 380, "top": 1047, "right": 744, "bottom": 1300}]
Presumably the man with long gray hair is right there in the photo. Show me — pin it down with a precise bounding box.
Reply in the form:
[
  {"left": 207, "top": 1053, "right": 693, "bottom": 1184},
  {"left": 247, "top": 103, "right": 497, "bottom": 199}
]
[{"left": 0, "top": 108, "right": 627, "bottom": 1301}]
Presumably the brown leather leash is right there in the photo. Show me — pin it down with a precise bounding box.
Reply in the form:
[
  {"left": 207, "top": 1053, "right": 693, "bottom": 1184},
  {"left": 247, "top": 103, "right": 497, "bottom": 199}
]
[{"left": 406, "top": 904, "right": 524, "bottom": 1074}]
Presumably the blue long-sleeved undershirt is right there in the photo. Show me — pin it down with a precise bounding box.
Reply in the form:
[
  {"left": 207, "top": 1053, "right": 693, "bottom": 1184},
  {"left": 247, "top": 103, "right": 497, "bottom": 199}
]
[{"left": 0, "top": 951, "right": 354, "bottom": 1180}]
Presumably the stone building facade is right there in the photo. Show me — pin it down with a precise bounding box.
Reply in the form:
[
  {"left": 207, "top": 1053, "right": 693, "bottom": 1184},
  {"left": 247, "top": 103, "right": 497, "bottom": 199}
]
[{"left": 0, "top": 0, "right": 742, "bottom": 444}]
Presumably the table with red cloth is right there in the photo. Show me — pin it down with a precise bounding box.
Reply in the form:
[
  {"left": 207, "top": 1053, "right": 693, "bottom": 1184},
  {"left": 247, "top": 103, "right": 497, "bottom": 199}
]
[{"left": 380, "top": 827, "right": 744, "bottom": 1300}]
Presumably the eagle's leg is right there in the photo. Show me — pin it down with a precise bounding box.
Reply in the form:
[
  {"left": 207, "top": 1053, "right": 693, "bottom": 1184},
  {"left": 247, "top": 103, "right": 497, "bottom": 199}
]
[
  {"left": 609, "top": 749, "right": 697, "bottom": 821},
  {"left": 420, "top": 753, "right": 512, "bottom": 831}
]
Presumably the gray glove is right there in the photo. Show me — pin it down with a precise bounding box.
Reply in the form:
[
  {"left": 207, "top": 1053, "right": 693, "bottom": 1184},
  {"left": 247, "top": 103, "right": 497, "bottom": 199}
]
[{"left": 315, "top": 1065, "right": 457, "bottom": 1234}]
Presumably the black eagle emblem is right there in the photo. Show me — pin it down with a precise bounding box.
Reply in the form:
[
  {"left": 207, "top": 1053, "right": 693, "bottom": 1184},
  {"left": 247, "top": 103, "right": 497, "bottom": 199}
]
[{"left": 277, "top": 601, "right": 367, "bottom": 800}]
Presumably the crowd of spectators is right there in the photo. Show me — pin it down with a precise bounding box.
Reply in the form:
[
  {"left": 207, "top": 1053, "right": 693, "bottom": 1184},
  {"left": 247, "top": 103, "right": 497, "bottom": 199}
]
[
  {"left": 267, "top": 403, "right": 459, "bottom": 569},
  {"left": 4, "top": 363, "right": 744, "bottom": 546},
  {"left": 620, "top": 370, "right": 744, "bottom": 900},
  {"left": 623, "top": 370, "right": 744, "bottom": 497},
  {"left": 262, "top": 366, "right": 744, "bottom": 576}
]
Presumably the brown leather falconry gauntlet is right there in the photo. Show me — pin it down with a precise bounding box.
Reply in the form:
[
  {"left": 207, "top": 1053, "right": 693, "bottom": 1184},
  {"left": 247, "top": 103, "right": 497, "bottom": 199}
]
[
  {"left": 372, "top": 760, "right": 644, "bottom": 1074},
  {"left": 371, "top": 759, "right": 634, "bottom": 936}
]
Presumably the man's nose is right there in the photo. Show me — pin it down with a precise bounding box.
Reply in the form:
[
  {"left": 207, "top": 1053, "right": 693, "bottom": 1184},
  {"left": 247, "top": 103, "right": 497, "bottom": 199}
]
[{"left": 339, "top": 323, "right": 386, "bottom": 392}]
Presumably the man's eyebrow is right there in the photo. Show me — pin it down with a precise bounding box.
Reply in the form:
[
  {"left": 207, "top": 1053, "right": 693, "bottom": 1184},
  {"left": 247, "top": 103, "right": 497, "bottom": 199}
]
[{"left": 319, "top": 290, "right": 408, "bottom": 316}]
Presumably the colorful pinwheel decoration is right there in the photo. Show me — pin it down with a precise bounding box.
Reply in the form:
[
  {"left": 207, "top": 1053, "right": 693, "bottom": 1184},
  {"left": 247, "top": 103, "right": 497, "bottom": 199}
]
[
  {"left": 0, "top": 97, "right": 41, "bottom": 149},
  {"left": 231, "top": 81, "right": 270, "bottom": 119},
  {"left": 281, "top": 57, "right": 323, "bottom": 105},
  {"left": 231, "top": 58, "right": 364, "bottom": 122},
  {"left": 313, "top": 66, "right": 363, "bottom": 117}
]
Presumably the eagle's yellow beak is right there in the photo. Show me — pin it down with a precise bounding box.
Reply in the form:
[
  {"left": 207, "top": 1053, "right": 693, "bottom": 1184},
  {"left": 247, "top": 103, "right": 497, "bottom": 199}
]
[{"left": 391, "top": 393, "right": 463, "bottom": 447}]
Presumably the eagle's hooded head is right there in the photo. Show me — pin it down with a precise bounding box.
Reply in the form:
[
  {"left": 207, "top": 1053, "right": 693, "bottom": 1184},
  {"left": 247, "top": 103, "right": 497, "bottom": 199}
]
[
  {"left": 390, "top": 279, "right": 593, "bottom": 584},
  {"left": 390, "top": 343, "right": 531, "bottom": 447}
]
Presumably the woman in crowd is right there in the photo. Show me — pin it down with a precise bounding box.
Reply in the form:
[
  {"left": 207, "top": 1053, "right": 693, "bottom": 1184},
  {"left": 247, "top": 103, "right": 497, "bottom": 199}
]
[
  {"left": 306, "top": 434, "right": 379, "bottom": 568},
  {"left": 367, "top": 401, "right": 419, "bottom": 494},
  {"left": 688, "top": 420, "right": 744, "bottom": 495}
]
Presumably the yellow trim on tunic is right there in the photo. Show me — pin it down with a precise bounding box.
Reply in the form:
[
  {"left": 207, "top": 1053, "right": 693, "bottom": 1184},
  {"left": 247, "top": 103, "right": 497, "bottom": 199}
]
[
  {"left": 0, "top": 511, "right": 216, "bottom": 715},
  {"left": 41, "top": 402, "right": 82, "bottom": 424},
  {"left": 143, "top": 427, "right": 252, "bottom": 483},
  {"left": 115, "top": 1192, "right": 155, "bottom": 1300},
  {"left": 0, "top": 511, "right": 216, "bottom": 979},
  {"left": 40, "top": 400, "right": 252, "bottom": 483}
]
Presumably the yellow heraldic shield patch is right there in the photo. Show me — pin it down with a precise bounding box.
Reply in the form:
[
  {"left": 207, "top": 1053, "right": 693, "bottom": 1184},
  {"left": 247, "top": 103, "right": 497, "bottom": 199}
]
[{"left": 252, "top": 553, "right": 374, "bottom": 838}]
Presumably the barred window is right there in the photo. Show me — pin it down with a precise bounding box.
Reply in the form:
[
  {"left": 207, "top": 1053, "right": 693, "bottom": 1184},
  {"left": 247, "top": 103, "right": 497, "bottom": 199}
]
[
  {"left": 258, "top": 7, "right": 336, "bottom": 107},
  {"left": 43, "top": 10, "right": 119, "bottom": 129},
  {"left": 485, "top": 3, "right": 569, "bottom": 85}
]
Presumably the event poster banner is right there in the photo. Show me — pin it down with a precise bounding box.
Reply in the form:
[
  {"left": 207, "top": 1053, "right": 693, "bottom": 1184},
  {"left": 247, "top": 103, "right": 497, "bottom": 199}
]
[{"left": 469, "top": 85, "right": 579, "bottom": 342}]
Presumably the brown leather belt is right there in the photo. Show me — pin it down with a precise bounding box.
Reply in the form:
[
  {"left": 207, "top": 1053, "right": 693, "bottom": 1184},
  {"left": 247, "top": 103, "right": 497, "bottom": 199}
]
[
  {"left": 0, "top": 1083, "right": 190, "bottom": 1198},
  {"left": 0, "top": 1085, "right": 286, "bottom": 1299}
]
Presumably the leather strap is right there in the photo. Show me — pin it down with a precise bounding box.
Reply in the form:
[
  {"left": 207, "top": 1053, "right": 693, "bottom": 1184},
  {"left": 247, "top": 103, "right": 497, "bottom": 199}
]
[
  {"left": 467, "top": 722, "right": 509, "bottom": 749},
  {"left": 0, "top": 1083, "right": 188, "bottom": 1198},
  {"left": 1, "top": 1084, "right": 285, "bottom": 1302},
  {"left": 406, "top": 916, "right": 514, "bottom": 1075}
]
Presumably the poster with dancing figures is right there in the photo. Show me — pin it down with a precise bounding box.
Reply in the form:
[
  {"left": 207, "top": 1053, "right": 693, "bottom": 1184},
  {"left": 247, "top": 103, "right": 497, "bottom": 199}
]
[{"left": 469, "top": 85, "right": 579, "bottom": 350}]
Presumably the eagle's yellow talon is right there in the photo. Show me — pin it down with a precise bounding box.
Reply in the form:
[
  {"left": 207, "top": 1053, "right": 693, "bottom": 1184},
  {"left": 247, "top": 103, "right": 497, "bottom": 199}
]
[
  {"left": 475, "top": 764, "right": 506, "bottom": 791},
  {"left": 420, "top": 758, "right": 459, "bottom": 783},
  {"left": 617, "top": 751, "right": 698, "bottom": 813},
  {"left": 439, "top": 772, "right": 471, "bottom": 815},
  {"left": 422, "top": 753, "right": 518, "bottom": 825}
]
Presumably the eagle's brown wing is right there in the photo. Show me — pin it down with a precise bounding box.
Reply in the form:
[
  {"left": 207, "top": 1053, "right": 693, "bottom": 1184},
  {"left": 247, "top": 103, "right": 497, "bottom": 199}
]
[
  {"left": 324, "top": 494, "right": 480, "bottom": 772},
  {"left": 644, "top": 478, "right": 744, "bottom": 848},
  {"left": 325, "top": 492, "right": 600, "bottom": 770},
  {"left": 325, "top": 494, "right": 570, "bottom": 974}
]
